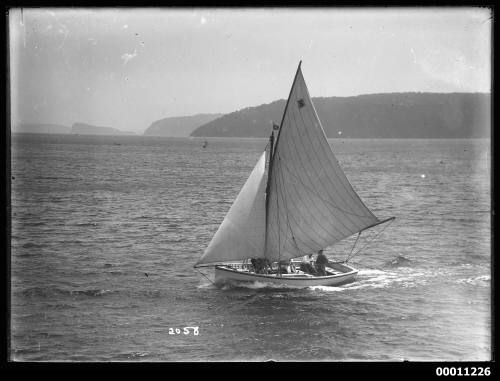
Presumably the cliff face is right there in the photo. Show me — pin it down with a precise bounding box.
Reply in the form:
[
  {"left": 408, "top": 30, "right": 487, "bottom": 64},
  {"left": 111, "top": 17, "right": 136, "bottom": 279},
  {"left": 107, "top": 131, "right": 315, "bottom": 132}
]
[
  {"left": 143, "top": 113, "right": 223, "bottom": 137},
  {"left": 190, "top": 93, "right": 491, "bottom": 138},
  {"left": 13, "top": 123, "right": 71, "bottom": 134},
  {"left": 71, "top": 123, "right": 134, "bottom": 135}
]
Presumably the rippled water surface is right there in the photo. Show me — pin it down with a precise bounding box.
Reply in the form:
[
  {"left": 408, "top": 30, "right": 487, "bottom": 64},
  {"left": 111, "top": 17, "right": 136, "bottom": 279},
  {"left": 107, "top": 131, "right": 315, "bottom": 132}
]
[{"left": 10, "top": 134, "right": 491, "bottom": 361}]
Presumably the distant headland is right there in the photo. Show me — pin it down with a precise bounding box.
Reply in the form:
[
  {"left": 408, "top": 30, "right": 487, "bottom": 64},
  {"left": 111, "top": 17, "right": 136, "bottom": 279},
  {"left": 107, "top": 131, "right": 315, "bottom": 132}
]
[
  {"left": 143, "top": 113, "right": 223, "bottom": 137},
  {"left": 11, "top": 92, "right": 490, "bottom": 139},
  {"left": 12, "top": 122, "right": 136, "bottom": 136},
  {"left": 190, "top": 93, "right": 490, "bottom": 139},
  {"left": 71, "top": 123, "right": 136, "bottom": 136}
]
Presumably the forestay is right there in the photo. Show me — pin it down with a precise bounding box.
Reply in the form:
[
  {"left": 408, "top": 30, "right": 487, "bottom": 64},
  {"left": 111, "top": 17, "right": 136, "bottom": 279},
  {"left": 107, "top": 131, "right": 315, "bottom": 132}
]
[
  {"left": 264, "top": 63, "right": 381, "bottom": 263},
  {"left": 195, "top": 152, "right": 267, "bottom": 267}
]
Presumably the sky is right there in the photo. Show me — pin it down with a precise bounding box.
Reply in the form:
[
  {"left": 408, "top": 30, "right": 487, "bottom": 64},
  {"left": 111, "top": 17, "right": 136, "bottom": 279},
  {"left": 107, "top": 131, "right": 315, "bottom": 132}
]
[{"left": 9, "top": 7, "right": 492, "bottom": 133}]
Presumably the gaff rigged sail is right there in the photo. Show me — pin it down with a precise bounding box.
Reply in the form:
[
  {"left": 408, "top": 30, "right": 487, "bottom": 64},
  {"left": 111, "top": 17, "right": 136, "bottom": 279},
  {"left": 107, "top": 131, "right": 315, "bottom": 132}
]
[
  {"left": 264, "top": 62, "right": 381, "bottom": 263},
  {"left": 196, "top": 62, "right": 387, "bottom": 268}
]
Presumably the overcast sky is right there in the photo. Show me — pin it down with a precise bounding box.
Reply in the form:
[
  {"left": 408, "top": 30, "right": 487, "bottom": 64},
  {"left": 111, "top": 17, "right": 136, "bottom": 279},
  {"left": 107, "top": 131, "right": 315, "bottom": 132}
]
[{"left": 9, "top": 7, "right": 491, "bottom": 133}]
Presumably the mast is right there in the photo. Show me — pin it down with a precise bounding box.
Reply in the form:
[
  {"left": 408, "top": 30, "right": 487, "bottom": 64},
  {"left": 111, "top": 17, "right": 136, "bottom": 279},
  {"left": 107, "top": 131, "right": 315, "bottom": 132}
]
[
  {"left": 265, "top": 61, "right": 303, "bottom": 269},
  {"left": 196, "top": 61, "right": 394, "bottom": 269},
  {"left": 264, "top": 61, "right": 387, "bottom": 263},
  {"left": 272, "top": 60, "right": 302, "bottom": 168},
  {"left": 265, "top": 122, "right": 277, "bottom": 221},
  {"left": 269, "top": 130, "right": 275, "bottom": 164},
  {"left": 264, "top": 130, "right": 274, "bottom": 262}
]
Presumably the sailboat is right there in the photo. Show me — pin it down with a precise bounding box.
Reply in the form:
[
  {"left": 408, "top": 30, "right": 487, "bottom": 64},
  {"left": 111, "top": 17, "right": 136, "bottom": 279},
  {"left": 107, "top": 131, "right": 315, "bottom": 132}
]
[{"left": 194, "top": 62, "right": 394, "bottom": 287}]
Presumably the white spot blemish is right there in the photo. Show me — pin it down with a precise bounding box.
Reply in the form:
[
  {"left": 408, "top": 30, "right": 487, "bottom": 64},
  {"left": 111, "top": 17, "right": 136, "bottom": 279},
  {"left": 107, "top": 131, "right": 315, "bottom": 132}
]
[
  {"left": 121, "top": 49, "right": 138, "bottom": 65},
  {"left": 421, "top": 174, "right": 426, "bottom": 178},
  {"left": 200, "top": 16, "right": 207, "bottom": 25},
  {"left": 410, "top": 47, "right": 417, "bottom": 64},
  {"left": 56, "top": 24, "right": 68, "bottom": 49},
  {"left": 338, "top": 131, "right": 342, "bottom": 135}
]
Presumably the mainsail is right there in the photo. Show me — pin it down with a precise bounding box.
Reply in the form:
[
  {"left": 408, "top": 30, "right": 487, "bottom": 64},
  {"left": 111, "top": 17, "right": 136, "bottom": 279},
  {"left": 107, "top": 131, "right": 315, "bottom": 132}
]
[
  {"left": 264, "top": 62, "right": 381, "bottom": 263},
  {"left": 195, "top": 62, "right": 385, "bottom": 268},
  {"left": 195, "top": 152, "right": 267, "bottom": 267}
]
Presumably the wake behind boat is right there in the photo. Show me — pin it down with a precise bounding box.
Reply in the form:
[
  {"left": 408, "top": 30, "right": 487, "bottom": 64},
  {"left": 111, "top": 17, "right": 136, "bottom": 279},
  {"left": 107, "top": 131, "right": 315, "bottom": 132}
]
[{"left": 194, "top": 61, "right": 394, "bottom": 288}]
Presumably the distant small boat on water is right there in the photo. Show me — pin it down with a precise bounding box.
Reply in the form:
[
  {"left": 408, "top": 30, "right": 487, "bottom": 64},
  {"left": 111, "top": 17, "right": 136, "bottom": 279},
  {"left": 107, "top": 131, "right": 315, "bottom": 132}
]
[
  {"left": 194, "top": 61, "right": 395, "bottom": 288},
  {"left": 202, "top": 140, "right": 208, "bottom": 148}
]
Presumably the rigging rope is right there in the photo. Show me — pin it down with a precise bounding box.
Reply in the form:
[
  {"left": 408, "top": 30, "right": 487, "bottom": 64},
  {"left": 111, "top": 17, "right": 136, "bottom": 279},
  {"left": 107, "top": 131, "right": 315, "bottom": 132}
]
[
  {"left": 345, "top": 218, "right": 395, "bottom": 262},
  {"left": 275, "top": 155, "right": 281, "bottom": 274},
  {"left": 346, "top": 232, "right": 362, "bottom": 262},
  {"left": 195, "top": 268, "right": 216, "bottom": 286}
]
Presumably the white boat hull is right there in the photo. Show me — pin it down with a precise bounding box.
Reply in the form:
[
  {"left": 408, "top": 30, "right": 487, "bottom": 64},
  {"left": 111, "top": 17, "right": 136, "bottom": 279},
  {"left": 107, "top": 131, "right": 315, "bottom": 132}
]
[{"left": 214, "top": 262, "right": 358, "bottom": 288}]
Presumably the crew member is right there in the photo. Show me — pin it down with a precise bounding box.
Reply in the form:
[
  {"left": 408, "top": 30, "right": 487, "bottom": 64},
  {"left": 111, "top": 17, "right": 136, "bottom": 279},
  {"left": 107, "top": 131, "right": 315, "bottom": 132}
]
[
  {"left": 300, "top": 254, "right": 316, "bottom": 275},
  {"left": 315, "top": 249, "right": 329, "bottom": 276}
]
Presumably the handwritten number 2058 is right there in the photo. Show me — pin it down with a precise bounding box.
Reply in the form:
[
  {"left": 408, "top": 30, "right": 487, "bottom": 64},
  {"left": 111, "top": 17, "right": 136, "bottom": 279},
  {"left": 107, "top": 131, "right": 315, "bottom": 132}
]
[{"left": 168, "top": 327, "right": 199, "bottom": 335}]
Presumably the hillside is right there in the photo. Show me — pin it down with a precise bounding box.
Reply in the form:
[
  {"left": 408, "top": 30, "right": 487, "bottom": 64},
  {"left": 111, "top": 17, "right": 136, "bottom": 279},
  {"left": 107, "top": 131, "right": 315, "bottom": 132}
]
[
  {"left": 143, "top": 113, "right": 223, "bottom": 137},
  {"left": 71, "top": 123, "right": 135, "bottom": 136},
  {"left": 190, "top": 93, "right": 490, "bottom": 138}
]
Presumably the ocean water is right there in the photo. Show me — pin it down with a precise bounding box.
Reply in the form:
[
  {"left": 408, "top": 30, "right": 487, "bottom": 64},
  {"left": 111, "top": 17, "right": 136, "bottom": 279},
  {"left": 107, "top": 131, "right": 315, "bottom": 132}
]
[{"left": 10, "top": 134, "right": 491, "bottom": 362}]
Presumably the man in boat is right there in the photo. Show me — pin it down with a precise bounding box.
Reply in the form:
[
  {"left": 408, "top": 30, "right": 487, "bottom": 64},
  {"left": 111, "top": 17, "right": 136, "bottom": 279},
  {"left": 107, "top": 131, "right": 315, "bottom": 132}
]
[
  {"left": 260, "top": 258, "right": 270, "bottom": 274},
  {"left": 299, "top": 254, "right": 316, "bottom": 275},
  {"left": 278, "top": 260, "right": 293, "bottom": 274},
  {"left": 315, "top": 249, "right": 329, "bottom": 276},
  {"left": 253, "top": 258, "right": 270, "bottom": 274},
  {"left": 250, "top": 258, "right": 257, "bottom": 272}
]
